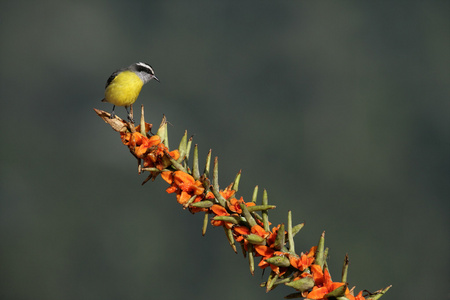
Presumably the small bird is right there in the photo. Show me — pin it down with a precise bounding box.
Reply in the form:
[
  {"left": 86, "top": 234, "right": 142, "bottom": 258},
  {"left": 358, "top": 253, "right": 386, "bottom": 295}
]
[{"left": 101, "top": 62, "right": 159, "bottom": 121}]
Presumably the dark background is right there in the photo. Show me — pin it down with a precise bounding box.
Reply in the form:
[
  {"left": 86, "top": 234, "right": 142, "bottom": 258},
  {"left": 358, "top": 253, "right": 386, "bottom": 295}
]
[{"left": 1, "top": 1, "right": 449, "bottom": 299}]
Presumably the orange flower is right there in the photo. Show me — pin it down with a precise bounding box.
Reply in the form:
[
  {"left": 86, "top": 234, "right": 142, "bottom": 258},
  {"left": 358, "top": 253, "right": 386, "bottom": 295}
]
[
  {"left": 120, "top": 131, "right": 153, "bottom": 149},
  {"left": 290, "top": 246, "right": 316, "bottom": 271},
  {"left": 164, "top": 171, "right": 205, "bottom": 205},
  {"left": 172, "top": 171, "right": 203, "bottom": 194},
  {"left": 161, "top": 171, "right": 173, "bottom": 184},
  {"left": 120, "top": 131, "right": 180, "bottom": 172},
  {"left": 254, "top": 245, "right": 275, "bottom": 260},
  {"left": 143, "top": 143, "right": 179, "bottom": 170},
  {"left": 227, "top": 197, "right": 256, "bottom": 213},
  {"left": 210, "top": 204, "right": 237, "bottom": 228},
  {"left": 266, "top": 224, "right": 283, "bottom": 248},
  {"left": 120, "top": 131, "right": 140, "bottom": 146},
  {"left": 205, "top": 184, "right": 236, "bottom": 201},
  {"left": 305, "top": 268, "right": 347, "bottom": 300},
  {"left": 251, "top": 224, "right": 269, "bottom": 239},
  {"left": 344, "top": 290, "right": 366, "bottom": 300},
  {"left": 310, "top": 264, "right": 324, "bottom": 286},
  {"left": 233, "top": 225, "right": 250, "bottom": 240},
  {"left": 135, "top": 135, "right": 161, "bottom": 158},
  {"left": 232, "top": 224, "right": 271, "bottom": 255},
  {"left": 211, "top": 204, "right": 228, "bottom": 217},
  {"left": 254, "top": 245, "right": 288, "bottom": 275},
  {"left": 227, "top": 197, "right": 243, "bottom": 213},
  {"left": 220, "top": 183, "right": 236, "bottom": 200}
]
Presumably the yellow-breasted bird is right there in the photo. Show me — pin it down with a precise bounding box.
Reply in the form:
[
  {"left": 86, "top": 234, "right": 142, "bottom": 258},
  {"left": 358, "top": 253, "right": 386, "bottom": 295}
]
[{"left": 101, "top": 62, "right": 159, "bottom": 121}]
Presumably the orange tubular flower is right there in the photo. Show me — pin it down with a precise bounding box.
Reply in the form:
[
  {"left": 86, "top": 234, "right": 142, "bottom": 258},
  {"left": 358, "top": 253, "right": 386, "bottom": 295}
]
[
  {"left": 305, "top": 268, "right": 350, "bottom": 300},
  {"left": 135, "top": 135, "right": 161, "bottom": 158},
  {"left": 310, "top": 264, "right": 324, "bottom": 286},
  {"left": 227, "top": 197, "right": 256, "bottom": 214},
  {"left": 254, "top": 245, "right": 275, "bottom": 261},
  {"left": 205, "top": 184, "right": 236, "bottom": 202},
  {"left": 251, "top": 224, "right": 269, "bottom": 239},
  {"left": 348, "top": 290, "right": 366, "bottom": 300},
  {"left": 233, "top": 225, "right": 250, "bottom": 239},
  {"left": 161, "top": 171, "right": 174, "bottom": 184},
  {"left": 120, "top": 131, "right": 138, "bottom": 147},
  {"left": 211, "top": 204, "right": 228, "bottom": 217},
  {"left": 172, "top": 171, "right": 203, "bottom": 194},
  {"left": 254, "top": 245, "right": 287, "bottom": 275},
  {"left": 265, "top": 224, "right": 282, "bottom": 247},
  {"left": 143, "top": 143, "right": 179, "bottom": 170},
  {"left": 219, "top": 183, "right": 236, "bottom": 200},
  {"left": 119, "top": 131, "right": 180, "bottom": 171},
  {"left": 164, "top": 171, "right": 205, "bottom": 205},
  {"left": 210, "top": 204, "right": 235, "bottom": 228},
  {"left": 290, "top": 246, "right": 316, "bottom": 271}
]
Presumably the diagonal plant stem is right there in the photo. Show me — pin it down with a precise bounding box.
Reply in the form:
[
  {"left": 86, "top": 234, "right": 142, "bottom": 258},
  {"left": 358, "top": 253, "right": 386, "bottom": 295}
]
[{"left": 94, "top": 107, "right": 391, "bottom": 300}]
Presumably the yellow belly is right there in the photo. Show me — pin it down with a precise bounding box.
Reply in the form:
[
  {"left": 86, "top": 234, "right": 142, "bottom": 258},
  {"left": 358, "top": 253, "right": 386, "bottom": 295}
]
[{"left": 104, "top": 71, "right": 144, "bottom": 106}]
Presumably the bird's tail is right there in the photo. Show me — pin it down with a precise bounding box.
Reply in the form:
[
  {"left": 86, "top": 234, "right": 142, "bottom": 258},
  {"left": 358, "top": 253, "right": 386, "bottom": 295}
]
[{"left": 101, "top": 98, "right": 107, "bottom": 102}]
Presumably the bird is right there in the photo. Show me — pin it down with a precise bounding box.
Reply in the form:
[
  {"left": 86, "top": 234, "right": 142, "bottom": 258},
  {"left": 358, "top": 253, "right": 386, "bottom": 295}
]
[{"left": 101, "top": 62, "right": 159, "bottom": 121}]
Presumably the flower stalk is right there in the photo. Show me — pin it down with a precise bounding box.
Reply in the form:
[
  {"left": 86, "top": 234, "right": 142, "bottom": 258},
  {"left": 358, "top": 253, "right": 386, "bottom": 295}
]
[{"left": 94, "top": 107, "right": 391, "bottom": 299}]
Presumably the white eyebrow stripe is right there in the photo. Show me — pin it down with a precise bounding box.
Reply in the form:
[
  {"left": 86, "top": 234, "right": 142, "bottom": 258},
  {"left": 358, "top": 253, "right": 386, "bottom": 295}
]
[{"left": 136, "top": 62, "right": 151, "bottom": 69}]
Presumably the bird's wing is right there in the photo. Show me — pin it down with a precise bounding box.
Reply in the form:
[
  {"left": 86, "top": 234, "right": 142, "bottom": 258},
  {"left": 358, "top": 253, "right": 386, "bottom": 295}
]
[{"left": 105, "top": 68, "right": 123, "bottom": 89}]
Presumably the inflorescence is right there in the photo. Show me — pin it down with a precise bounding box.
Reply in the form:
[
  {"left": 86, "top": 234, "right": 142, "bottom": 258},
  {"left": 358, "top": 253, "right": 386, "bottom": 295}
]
[{"left": 95, "top": 106, "right": 391, "bottom": 299}]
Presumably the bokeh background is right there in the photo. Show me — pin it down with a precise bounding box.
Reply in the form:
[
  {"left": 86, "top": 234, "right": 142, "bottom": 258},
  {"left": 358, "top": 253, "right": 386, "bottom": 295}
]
[{"left": 1, "top": 1, "right": 449, "bottom": 299}]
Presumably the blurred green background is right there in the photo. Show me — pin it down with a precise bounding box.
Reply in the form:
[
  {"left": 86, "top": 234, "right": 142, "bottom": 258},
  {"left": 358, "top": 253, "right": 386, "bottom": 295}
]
[{"left": 1, "top": 1, "right": 449, "bottom": 299}]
